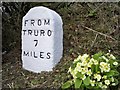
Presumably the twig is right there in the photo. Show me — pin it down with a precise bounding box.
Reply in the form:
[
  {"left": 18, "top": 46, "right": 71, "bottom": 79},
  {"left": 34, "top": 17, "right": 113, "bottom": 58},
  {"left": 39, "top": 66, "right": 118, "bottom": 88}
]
[
  {"left": 28, "top": 81, "right": 48, "bottom": 89},
  {"left": 91, "top": 33, "right": 98, "bottom": 49},
  {"left": 82, "top": 26, "right": 116, "bottom": 41},
  {"left": 7, "top": 84, "right": 12, "bottom": 88},
  {"left": 88, "top": 2, "right": 104, "bottom": 13}
]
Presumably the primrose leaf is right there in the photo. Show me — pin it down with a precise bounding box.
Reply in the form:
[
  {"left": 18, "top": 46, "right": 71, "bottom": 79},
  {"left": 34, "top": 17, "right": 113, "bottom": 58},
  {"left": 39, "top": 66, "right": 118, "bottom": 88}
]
[
  {"left": 75, "top": 78, "right": 82, "bottom": 89},
  {"left": 83, "top": 77, "right": 90, "bottom": 86},
  {"left": 62, "top": 80, "right": 73, "bottom": 89},
  {"left": 93, "top": 52, "right": 103, "bottom": 60}
]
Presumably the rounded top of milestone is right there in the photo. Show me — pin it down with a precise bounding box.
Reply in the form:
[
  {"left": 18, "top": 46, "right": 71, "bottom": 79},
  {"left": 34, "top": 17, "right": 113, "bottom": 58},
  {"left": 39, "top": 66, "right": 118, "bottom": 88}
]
[{"left": 23, "top": 6, "right": 62, "bottom": 24}]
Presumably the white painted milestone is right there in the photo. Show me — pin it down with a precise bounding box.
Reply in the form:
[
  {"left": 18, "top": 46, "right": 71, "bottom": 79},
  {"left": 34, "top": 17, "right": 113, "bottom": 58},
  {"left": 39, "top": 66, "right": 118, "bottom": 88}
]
[{"left": 22, "top": 6, "right": 63, "bottom": 73}]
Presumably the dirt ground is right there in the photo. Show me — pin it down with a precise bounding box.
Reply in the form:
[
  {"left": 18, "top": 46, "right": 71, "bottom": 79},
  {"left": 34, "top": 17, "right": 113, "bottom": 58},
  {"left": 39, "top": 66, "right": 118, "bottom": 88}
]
[{"left": 2, "top": 2, "right": 120, "bottom": 89}]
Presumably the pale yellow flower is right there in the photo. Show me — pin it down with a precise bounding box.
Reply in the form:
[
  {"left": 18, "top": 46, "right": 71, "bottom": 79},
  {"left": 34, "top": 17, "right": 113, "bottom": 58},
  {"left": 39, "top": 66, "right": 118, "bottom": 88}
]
[
  {"left": 76, "top": 62, "right": 81, "bottom": 68},
  {"left": 74, "top": 56, "right": 81, "bottom": 63},
  {"left": 105, "top": 80, "right": 110, "bottom": 85},
  {"left": 82, "top": 75, "right": 86, "bottom": 80},
  {"left": 81, "top": 60, "right": 88, "bottom": 66},
  {"left": 94, "top": 74, "right": 101, "bottom": 81},
  {"left": 74, "top": 68, "right": 78, "bottom": 74},
  {"left": 87, "top": 69, "right": 92, "bottom": 76},
  {"left": 87, "top": 61, "right": 93, "bottom": 67},
  {"left": 75, "top": 64, "right": 82, "bottom": 72},
  {"left": 102, "top": 85, "right": 107, "bottom": 89},
  {"left": 77, "top": 55, "right": 82, "bottom": 60},
  {"left": 73, "top": 74, "right": 77, "bottom": 79},
  {"left": 90, "top": 58, "right": 94, "bottom": 62},
  {"left": 111, "top": 77, "right": 114, "bottom": 82},
  {"left": 110, "top": 54, "right": 116, "bottom": 59},
  {"left": 81, "top": 67, "right": 88, "bottom": 74},
  {"left": 105, "top": 67, "right": 110, "bottom": 72},
  {"left": 69, "top": 67, "right": 77, "bottom": 79},
  {"left": 106, "top": 53, "right": 110, "bottom": 56},
  {"left": 68, "top": 67, "right": 72, "bottom": 73},
  {"left": 73, "top": 59, "right": 78, "bottom": 63},
  {"left": 113, "top": 62, "right": 118, "bottom": 66},
  {"left": 81, "top": 54, "right": 89, "bottom": 61},
  {"left": 93, "top": 60, "right": 98, "bottom": 65},
  {"left": 112, "top": 83, "right": 116, "bottom": 86},
  {"left": 90, "top": 80, "right": 95, "bottom": 86},
  {"left": 72, "top": 71, "right": 77, "bottom": 79},
  {"left": 100, "top": 62, "right": 110, "bottom": 72}
]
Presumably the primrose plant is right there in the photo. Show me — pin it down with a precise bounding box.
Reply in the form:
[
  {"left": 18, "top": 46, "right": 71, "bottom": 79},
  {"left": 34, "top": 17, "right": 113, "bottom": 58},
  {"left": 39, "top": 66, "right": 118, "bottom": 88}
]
[{"left": 62, "top": 52, "right": 119, "bottom": 90}]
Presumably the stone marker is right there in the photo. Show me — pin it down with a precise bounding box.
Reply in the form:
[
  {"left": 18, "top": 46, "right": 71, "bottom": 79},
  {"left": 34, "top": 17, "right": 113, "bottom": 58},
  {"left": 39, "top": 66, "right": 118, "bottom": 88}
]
[{"left": 22, "top": 6, "right": 63, "bottom": 73}]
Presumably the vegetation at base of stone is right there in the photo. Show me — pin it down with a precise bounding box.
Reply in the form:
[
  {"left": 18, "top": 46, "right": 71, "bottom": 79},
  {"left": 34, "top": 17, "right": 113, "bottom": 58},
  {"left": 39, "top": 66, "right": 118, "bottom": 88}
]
[
  {"left": 62, "top": 52, "right": 120, "bottom": 90},
  {"left": 2, "top": 2, "right": 120, "bottom": 90}
]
